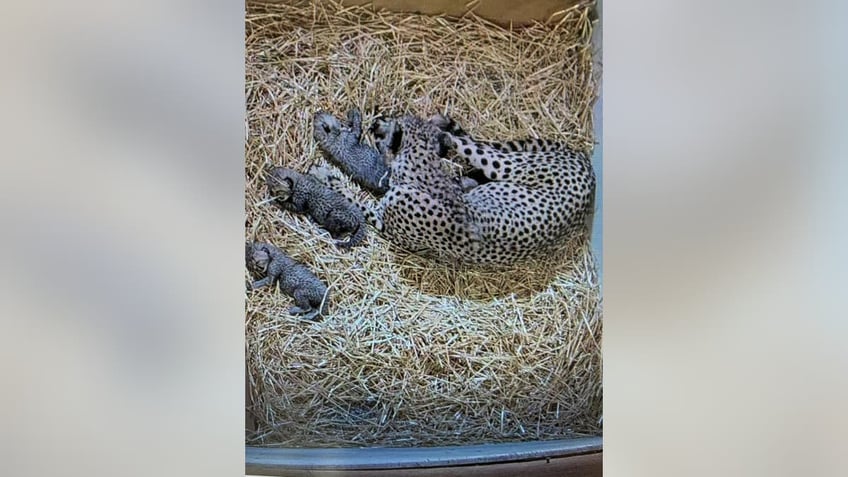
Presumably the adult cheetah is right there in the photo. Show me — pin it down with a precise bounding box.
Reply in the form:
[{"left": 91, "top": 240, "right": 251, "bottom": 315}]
[{"left": 315, "top": 113, "right": 596, "bottom": 266}]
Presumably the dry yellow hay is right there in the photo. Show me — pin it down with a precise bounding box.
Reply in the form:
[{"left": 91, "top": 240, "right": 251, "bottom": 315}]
[{"left": 246, "top": 0, "right": 602, "bottom": 447}]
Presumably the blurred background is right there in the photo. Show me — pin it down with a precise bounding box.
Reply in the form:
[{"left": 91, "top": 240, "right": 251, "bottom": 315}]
[{"left": 0, "top": 0, "right": 846, "bottom": 476}]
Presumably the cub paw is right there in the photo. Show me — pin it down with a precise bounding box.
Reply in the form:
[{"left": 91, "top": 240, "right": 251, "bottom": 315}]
[{"left": 288, "top": 306, "right": 322, "bottom": 321}]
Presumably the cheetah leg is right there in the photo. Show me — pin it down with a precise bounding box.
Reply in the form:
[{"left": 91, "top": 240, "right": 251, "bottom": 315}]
[
  {"left": 430, "top": 114, "right": 565, "bottom": 153},
  {"left": 346, "top": 108, "right": 363, "bottom": 142},
  {"left": 493, "top": 138, "right": 566, "bottom": 153},
  {"left": 289, "top": 290, "right": 317, "bottom": 317},
  {"left": 289, "top": 306, "right": 321, "bottom": 321},
  {"left": 309, "top": 164, "right": 385, "bottom": 232},
  {"left": 428, "top": 113, "right": 467, "bottom": 137},
  {"left": 249, "top": 277, "right": 271, "bottom": 290},
  {"left": 288, "top": 305, "right": 321, "bottom": 322},
  {"left": 442, "top": 133, "right": 526, "bottom": 183},
  {"left": 360, "top": 202, "right": 383, "bottom": 232},
  {"left": 327, "top": 212, "right": 368, "bottom": 248},
  {"left": 430, "top": 114, "right": 526, "bottom": 183}
]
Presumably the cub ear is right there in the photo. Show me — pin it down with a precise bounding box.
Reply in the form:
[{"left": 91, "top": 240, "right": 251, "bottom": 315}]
[
  {"left": 347, "top": 108, "right": 362, "bottom": 123},
  {"left": 266, "top": 171, "right": 293, "bottom": 191},
  {"left": 275, "top": 177, "right": 295, "bottom": 196}
]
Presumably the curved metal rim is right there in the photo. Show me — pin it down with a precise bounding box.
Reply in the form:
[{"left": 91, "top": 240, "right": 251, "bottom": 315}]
[{"left": 246, "top": 437, "right": 602, "bottom": 474}]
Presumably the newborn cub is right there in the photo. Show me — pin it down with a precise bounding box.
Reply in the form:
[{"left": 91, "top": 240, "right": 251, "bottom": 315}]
[
  {"left": 313, "top": 108, "right": 390, "bottom": 196},
  {"left": 246, "top": 242, "right": 328, "bottom": 319},
  {"left": 266, "top": 166, "right": 367, "bottom": 248}
]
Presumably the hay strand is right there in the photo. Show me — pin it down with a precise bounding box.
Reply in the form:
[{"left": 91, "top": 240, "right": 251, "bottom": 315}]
[{"left": 246, "top": 0, "right": 601, "bottom": 447}]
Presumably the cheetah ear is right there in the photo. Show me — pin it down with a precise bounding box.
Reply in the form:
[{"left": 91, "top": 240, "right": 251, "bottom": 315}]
[
  {"left": 435, "top": 132, "right": 451, "bottom": 157},
  {"left": 369, "top": 115, "right": 389, "bottom": 137},
  {"left": 280, "top": 177, "right": 294, "bottom": 193},
  {"left": 389, "top": 127, "right": 403, "bottom": 154}
]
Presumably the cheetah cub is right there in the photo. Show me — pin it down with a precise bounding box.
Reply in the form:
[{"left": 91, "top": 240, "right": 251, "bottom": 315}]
[
  {"left": 246, "top": 242, "right": 329, "bottom": 320},
  {"left": 266, "top": 166, "right": 367, "bottom": 248},
  {"left": 313, "top": 108, "right": 390, "bottom": 196}
]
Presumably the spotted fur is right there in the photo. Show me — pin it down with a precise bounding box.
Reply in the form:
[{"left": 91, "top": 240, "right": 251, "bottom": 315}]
[
  {"left": 313, "top": 109, "right": 391, "bottom": 195},
  {"left": 316, "top": 113, "right": 596, "bottom": 266},
  {"left": 246, "top": 242, "right": 329, "bottom": 319},
  {"left": 266, "top": 166, "right": 367, "bottom": 248}
]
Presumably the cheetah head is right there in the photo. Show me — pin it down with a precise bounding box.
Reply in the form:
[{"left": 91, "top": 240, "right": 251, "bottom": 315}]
[
  {"left": 312, "top": 111, "right": 348, "bottom": 147},
  {"left": 369, "top": 115, "right": 401, "bottom": 158},
  {"left": 370, "top": 114, "right": 451, "bottom": 158},
  {"left": 265, "top": 166, "right": 298, "bottom": 202},
  {"left": 246, "top": 242, "right": 271, "bottom": 276}
]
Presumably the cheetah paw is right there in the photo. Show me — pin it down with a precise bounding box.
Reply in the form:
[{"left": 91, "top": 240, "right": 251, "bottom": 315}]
[
  {"left": 428, "top": 113, "right": 452, "bottom": 130},
  {"left": 428, "top": 113, "right": 466, "bottom": 136},
  {"left": 289, "top": 306, "right": 321, "bottom": 321}
]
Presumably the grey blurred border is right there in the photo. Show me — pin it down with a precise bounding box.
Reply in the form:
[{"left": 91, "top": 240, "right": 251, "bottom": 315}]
[
  {"left": 591, "top": 0, "right": 603, "bottom": 284},
  {"left": 603, "top": 1, "right": 848, "bottom": 476},
  {"left": 0, "top": 1, "right": 246, "bottom": 476}
]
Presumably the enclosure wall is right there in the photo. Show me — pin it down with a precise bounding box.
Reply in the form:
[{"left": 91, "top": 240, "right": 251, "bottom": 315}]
[{"left": 252, "top": 0, "right": 584, "bottom": 26}]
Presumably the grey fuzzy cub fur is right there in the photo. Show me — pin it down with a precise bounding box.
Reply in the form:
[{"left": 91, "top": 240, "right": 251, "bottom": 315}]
[
  {"left": 246, "top": 242, "right": 329, "bottom": 319},
  {"left": 266, "top": 166, "right": 367, "bottom": 248},
  {"left": 313, "top": 108, "right": 390, "bottom": 195}
]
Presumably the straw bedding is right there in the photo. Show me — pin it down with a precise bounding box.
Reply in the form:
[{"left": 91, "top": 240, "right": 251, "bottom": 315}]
[{"left": 245, "top": 0, "right": 602, "bottom": 447}]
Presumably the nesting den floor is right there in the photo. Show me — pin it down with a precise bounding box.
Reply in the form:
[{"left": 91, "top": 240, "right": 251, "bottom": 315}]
[{"left": 246, "top": 0, "right": 602, "bottom": 447}]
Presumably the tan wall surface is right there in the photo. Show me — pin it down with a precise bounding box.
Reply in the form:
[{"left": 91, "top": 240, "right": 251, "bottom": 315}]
[{"left": 252, "top": 0, "right": 585, "bottom": 25}]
